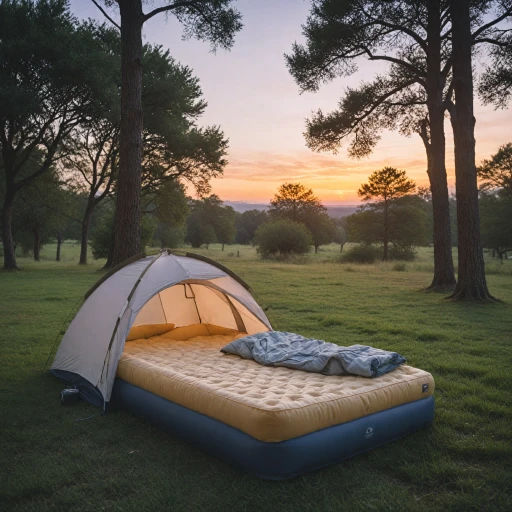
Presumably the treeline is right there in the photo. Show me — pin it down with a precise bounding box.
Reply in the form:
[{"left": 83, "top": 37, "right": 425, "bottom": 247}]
[
  {"left": 0, "top": 1, "right": 228, "bottom": 267},
  {"left": 10, "top": 144, "right": 511, "bottom": 263}
]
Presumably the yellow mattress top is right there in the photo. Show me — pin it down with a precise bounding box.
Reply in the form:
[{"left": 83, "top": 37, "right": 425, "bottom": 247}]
[{"left": 117, "top": 324, "right": 435, "bottom": 442}]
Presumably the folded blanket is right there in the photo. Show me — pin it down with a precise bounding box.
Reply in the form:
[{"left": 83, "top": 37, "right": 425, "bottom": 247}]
[{"left": 221, "top": 331, "right": 406, "bottom": 378}]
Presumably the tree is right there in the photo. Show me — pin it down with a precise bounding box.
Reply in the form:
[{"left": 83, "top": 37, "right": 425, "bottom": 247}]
[
  {"left": 148, "top": 181, "right": 189, "bottom": 248},
  {"left": 357, "top": 167, "right": 416, "bottom": 260},
  {"left": 308, "top": 212, "right": 337, "bottom": 253},
  {"left": 345, "top": 203, "right": 427, "bottom": 259},
  {"left": 285, "top": 0, "right": 455, "bottom": 287},
  {"left": 11, "top": 169, "right": 74, "bottom": 261},
  {"left": 65, "top": 34, "right": 227, "bottom": 264},
  {"left": 215, "top": 206, "right": 236, "bottom": 251},
  {"left": 90, "top": 202, "right": 156, "bottom": 260},
  {"left": 286, "top": 0, "right": 512, "bottom": 288},
  {"left": 332, "top": 220, "right": 348, "bottom": 252},
  {"left": 478, "top": 143, "right": 512, "bottom": 196},
  {"left": 0, "top": 1, "right": 118, "bottom": 269},
  {"left": 234, "top": 209, "right": 268, "bottom": 244},
  {"left": 268, "top": 182, "right": 334, "bottom": 252},
  {"left": 255, "top": 220, "right": 312, "bottom": 259},
  {"left": 185, "top": 195, "right": 235, "bottom": 249},
  {"left": 479, "top": 33, "right": 512, "bottom": 108},
  {"left": 447, "top": 0, "right": 493, "bottom": 301},
  {"left": 269, "top": 183, "right": 326, "bottom": 222},
  {"left": 479, "top": 192, "right": 512, "bottom": 259},
  {"left": 93, "top": 0, "right": 242, "bottom": 267}
]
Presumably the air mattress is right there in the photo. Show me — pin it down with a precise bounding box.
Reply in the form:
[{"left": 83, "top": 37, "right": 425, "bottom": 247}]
[
  {"left": 111, "top": 379, "right": 435, "bottom": 480},
  {"left": 117, "top": 324, "right": 435, "bottom": 442}
]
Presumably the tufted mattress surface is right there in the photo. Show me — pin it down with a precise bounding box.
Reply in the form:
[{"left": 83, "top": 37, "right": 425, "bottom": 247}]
[{"left": 117, "top": 325, "right": 435, "bottom": 442}]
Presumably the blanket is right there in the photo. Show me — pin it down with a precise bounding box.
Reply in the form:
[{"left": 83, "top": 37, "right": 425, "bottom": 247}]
[{"left": 221, "top": 331, "right": 406, "bottom": 378}]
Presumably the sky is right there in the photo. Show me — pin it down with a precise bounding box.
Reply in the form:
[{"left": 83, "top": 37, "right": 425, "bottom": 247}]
[{"left": 70, "top": 0, "right": 512, "bottom": 205}]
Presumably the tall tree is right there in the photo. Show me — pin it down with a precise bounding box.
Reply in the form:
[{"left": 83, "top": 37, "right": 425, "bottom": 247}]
[
  {"left": 286, "top": 0, "right": 512, "bottom": 289},
  {"left": 94, "top": 0, "right": 242, "bottom": 266},
  {"left": 357, "top": 167, "right": 416, "bottom": 260},
  {"left": 66, "top": 35, "right": 227, "bottom": 264},
  {"left": 0, "top": 1, "right": 114, "bottom": 269},
  {"left": 447, "top": 0, "right": 493, "bottom": 300}
]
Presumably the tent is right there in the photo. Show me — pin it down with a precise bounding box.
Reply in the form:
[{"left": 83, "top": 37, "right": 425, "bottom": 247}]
[{"left": 51, "top": 251, "right": 272, "bottom": 408}]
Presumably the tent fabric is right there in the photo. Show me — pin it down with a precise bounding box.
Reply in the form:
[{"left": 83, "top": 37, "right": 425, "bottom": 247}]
[{"left": 51, "top": 252, "right": 272, "bottom": 405}]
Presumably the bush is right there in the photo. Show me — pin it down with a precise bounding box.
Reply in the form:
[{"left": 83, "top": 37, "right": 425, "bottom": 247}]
[
  {"left": 255, "top": 219, "right": 312, "bottom": 259},
  {"left": 392, "top": 262, "right": 407, "bottom": 271},
  {"left": 389, "top": 245, "right": 417, "bottom": 261},
  {"left": 340, "top": 244, "right": 381, "bottom": 264}
]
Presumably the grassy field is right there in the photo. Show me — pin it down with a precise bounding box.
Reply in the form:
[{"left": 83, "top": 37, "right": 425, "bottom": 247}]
[{"left": 1, "top": 243, "right": 512, "bottom": 511}]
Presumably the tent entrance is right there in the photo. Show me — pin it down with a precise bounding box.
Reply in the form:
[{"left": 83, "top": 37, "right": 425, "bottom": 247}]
[{"left": 132, "top": 281, "right": 254, "bottom": 333}]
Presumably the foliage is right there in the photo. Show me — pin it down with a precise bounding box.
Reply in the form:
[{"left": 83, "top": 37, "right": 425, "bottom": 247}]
[
  {"left": 286, "top": 1, "right": 512, "bottom": 158},
  {"left": 388, "top": 245, "right": 417, "bottom": 261},
  {"left": 0, "top": 0, "right": 119, "bottom": 268},
  {"left": 268, "top": 183, "right": 334, "bottom": 251},
  {"left": 479, "top": 33, "right": 512, "bottom": 108},
  {"left": 102, "top": 0, "right": 244, "bottom": 52},
  {"left": 185, "top": 195, "right": 235, "bottom": 248},
  {"left": 90, "top": 207, "right": 156, "bottom": 260},
  {"left": 269, "top": 183, "right": 326, "bottom": 221},
  {"left": 148, "top": 181, "right": 189, "bottom": 249},
  {"left": 480, "top": 192, "right": 512, "bottom": 258},
  {"left": 478, "top": 143, "right": 512, "bottom": 195},
  {"left": 153, "top": 224, "right": 185, "bottom": 249},
  {"left": 339, "top": 244, "right": 381, "bottom": 264},
  {"left": 346, "top": 205, "right": 427, "bottom": 255},
  {"left": 255, "top": 219, "right": 312, "bottom": 259},
  {"left": 234, "top": 209, "right": 268, "bottom": 244},
  {"left": 352, "top": 167, "right": 419, "bottom": 260},
  {"left": 307, "top": 212, "right": 337, "bottom": 253},
  {"left": 358, "top": 167, "right": 416, "bottom": 203}
]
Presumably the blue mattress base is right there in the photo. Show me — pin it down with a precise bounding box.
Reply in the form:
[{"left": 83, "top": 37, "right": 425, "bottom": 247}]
[{"left": 111, "top": 378, "right": 435, "bottom": 480}]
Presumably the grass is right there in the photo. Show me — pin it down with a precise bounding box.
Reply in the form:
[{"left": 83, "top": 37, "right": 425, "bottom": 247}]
[{"left": 1, "top": 242, "right": 512, "bottom": 511}]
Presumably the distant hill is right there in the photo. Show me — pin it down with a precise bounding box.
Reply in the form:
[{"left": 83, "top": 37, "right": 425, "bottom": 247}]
[{"left": 225, "top": 202, "right": 358, "bottom": 218}]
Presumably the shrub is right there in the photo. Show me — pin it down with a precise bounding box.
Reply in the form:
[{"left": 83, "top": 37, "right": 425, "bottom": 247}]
[
  {"left": 392, "top": 262, "right": 407, "bottom": 271},
  {"left": 255, "top": 219, "right": 312, "bottom": 259},
  {"left": 389, "top": 245, "right": 417, "bottom": 261},
  {"left": 340, "top": 244, "right": 380, "bottom": 264}
]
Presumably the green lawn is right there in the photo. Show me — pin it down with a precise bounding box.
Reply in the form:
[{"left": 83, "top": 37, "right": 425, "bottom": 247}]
[{"left": 1, "top": 243, "right": 512, "bottom": 511}]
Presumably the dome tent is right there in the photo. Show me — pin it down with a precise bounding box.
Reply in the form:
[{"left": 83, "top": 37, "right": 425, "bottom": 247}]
[{"left": 51, "top": 251, "right": 272, "bottom": 408}]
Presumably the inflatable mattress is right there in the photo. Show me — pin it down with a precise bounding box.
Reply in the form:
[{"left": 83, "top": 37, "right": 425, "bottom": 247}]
[{"left": 113, "top": 324, "right": 435, "bottom": 478}]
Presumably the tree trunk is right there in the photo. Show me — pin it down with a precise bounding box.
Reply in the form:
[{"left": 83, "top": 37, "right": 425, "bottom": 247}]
[
  {"left": 424, "top": 0, "right": 456, "bottom": 290},
  {"left": 79, "top": 202, "right": 94, "bottom": 265},
  {"left": 1, "top": 194, "right": 18, "bottom": 270},
  {"left": 222, "top": 243, "right": 225, "bottom": 251},
  {"left": 33, "top": 227, "right": 41, "bottom": 261},
  {"left": 110, "top": 0, "right": 144, "bottom": 267},
  {"left": 340, "top": 242, "right": 344, "bottom": 253},
  {"left": 56, "top": 232, "right": 62, "bottom": 261},
  {"left": 448, "top": 0, "right": 493, "bottom": 301},
  {"left": 315, "top": 245, "right": 319, "bottom": 254}
]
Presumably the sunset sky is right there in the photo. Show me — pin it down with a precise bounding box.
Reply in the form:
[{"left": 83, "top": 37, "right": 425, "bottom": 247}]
[{"left": 71, "top": 0, "right": 512, "bottom": 205}]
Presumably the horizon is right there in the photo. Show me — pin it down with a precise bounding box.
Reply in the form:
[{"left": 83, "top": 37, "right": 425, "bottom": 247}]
[{"left": 70, "top": 0, "right": 511, "bottom": 205}]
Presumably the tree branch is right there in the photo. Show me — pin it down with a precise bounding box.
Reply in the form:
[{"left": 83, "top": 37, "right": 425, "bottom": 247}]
[
  {"left": 472, "top": 8, "right": 512, "bottom": 39},
  {"left": 90, "top": 0, "right": 120, "bottom": 30},
  {"left": 144, "top": 0, "right": 209, "bottom": 22},
  {"left": 362, "top": 47, "right": 426, "bottom": 84}
]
